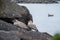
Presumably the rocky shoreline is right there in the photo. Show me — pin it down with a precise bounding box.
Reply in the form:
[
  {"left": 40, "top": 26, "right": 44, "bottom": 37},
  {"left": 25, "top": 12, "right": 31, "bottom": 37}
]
[{"left": 0, "top": 0, "right": 53, "bottom": 40}]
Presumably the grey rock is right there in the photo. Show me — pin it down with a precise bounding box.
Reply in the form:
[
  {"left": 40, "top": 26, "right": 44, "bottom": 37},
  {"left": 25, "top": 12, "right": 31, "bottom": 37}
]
[
  {"left": 0, "top": 20, "right": 52, "bottom": 40},
  {"left": 0, "top": 0, "right": 33, "bottom": 25},
  {"left": 0, "top": 20, "right": 28, "bottom": 32},
  {"left": 0, "top": 18, "right": 52, "bottom": 40},
  {"left": 0, "top": 31, "right": 21, "bottom": 40},
  {"left": 0, "top": 20, "right": 19, "bottom": 31},
  {"left": 0, "top": 30, "right": 52, "bottom": 40}
]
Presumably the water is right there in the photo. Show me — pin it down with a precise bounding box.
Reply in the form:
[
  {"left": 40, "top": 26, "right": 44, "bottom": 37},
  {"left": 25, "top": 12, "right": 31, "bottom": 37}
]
[{"left": 18, "top": 3, "right": 60, "bottom": 35}]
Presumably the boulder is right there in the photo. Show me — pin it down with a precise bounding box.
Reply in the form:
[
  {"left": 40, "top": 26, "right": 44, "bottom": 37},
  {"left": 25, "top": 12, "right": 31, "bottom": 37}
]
[
  {"left": 0, "top": 31, "right": 20, "bottom": 40},
  {"left": 0, "top": 30, "right": 51, "bottom": 40},
  {"left": 0, "top": 0, "right": 33, "bottom": 25},
  {"left": 0, "top": 20, "right": 28, "bottom": 32},
  {"left": 0, "top": 20, "right": 20, "bottom": 31}
]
